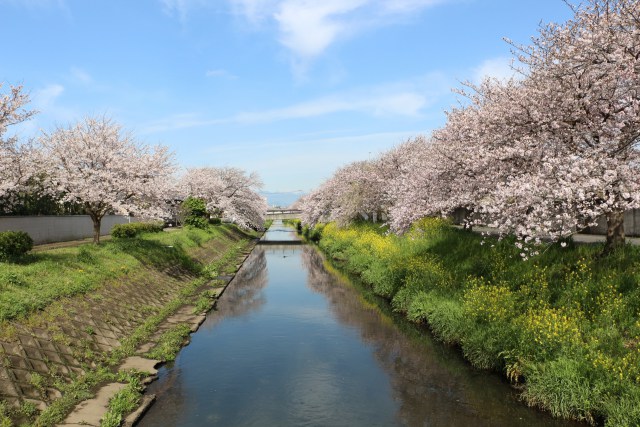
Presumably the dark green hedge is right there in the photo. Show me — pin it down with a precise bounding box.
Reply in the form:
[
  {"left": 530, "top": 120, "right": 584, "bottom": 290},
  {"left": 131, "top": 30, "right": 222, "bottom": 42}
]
[
  {"left": 0, "top": 231, "right": 33, "bottom": 260},
  {"left": 111, "top": 222, "right": 164, "bottom": 238}
]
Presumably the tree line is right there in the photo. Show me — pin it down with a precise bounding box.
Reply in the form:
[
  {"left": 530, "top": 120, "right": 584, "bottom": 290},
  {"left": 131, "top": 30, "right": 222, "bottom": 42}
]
[
  {"left": 298, "top": 0, "right": 640, "bottom": 256},
  {"left": 0, "top": 87, "right": 267, "bottom": 243}
]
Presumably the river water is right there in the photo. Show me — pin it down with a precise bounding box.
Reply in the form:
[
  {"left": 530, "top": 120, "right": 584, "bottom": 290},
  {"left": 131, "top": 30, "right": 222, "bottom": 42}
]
[{"left": 137, "top": 221, "right": 577, "bottom": 427}]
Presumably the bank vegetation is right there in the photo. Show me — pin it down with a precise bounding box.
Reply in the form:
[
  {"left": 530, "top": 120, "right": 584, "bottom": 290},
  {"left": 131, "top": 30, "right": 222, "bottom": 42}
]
[{"left": 310, "top": 218, "right": 640, "bottom": 426}]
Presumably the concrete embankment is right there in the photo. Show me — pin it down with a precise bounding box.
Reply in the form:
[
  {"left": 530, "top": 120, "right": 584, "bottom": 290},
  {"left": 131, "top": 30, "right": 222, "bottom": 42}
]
[{"left": 0, "top": 227, "right": 260, "bottom": 427}]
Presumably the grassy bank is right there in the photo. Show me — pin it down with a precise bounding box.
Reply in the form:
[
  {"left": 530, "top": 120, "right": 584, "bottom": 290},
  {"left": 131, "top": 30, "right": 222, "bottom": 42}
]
[
  {"left": 0, "top": 224, "right": 258, "bottom": 426},
  {"left": 314, "top": 219, "right": 640, "bottom": 426},
  {"left": 0, "top": 226, "right": 237, "bottom": 323}
]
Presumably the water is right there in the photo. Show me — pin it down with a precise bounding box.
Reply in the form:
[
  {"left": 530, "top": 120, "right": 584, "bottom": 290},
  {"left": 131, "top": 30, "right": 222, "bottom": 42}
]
[{"left": 138, "top": 221, "right": 578, "bottom": 427}]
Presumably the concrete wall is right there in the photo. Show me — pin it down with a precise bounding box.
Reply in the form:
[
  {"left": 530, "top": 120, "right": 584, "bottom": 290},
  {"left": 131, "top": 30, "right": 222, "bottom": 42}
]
[
  {"left": 584, "top": 209, "right": 640, "bottom": 237},
  {"left": 0, "top": 215, "right": 136, "bottom": 244}
]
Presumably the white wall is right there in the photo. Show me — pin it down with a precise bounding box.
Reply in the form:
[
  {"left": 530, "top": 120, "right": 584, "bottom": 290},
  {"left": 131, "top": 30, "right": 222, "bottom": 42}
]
[{"left": 0, "top": 215, "right": 137, "bottom": 244}]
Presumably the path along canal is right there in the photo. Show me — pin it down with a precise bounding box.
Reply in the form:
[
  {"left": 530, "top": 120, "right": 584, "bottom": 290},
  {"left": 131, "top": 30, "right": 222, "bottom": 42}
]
[{"left": 137, "top": 221, "right": 578, "bottom": 427}]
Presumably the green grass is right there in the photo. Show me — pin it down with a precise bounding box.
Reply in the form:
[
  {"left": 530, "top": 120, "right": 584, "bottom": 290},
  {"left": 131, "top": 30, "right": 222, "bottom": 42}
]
[
  {"left": 29, "top": 232, "right": 253, "bottom": 427},
  {"left": 101, "top": 373, "right": 144, "bottom": 427},
  {"left": 193, "top": 289, "right": 218, "bottom": 314},
  {"left": 145, "top": 324, "right": 193, "bottom": 362},
  {"left": 315, "top": 218, "right": 640, "bottom": 426},
  {"left": 0, "top": 226, "right": 234, "bottom": 323}
]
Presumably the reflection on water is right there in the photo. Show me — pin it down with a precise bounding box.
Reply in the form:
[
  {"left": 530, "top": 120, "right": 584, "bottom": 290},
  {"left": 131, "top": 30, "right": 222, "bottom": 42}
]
[
  {"left": 138, "top": 222, "right": 579, "bottom": 427},
  {"left": 261, "top": 222, "right": 299, "bottom": 241},
  {"left": 300, "top": 247, "right": 578, "bottom": 427}
]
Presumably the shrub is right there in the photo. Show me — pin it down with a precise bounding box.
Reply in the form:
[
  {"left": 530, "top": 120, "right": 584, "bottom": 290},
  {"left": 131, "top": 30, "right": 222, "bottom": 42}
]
[
  {"left": 111, "top": 222, "right": 164, "bottom": 238},
  {"left": 209, "top": 217, "right": 222, "bottom": 225},
  {"left": 185, "top": 216, "right": 209, "bottom": 229},
  {"left": 181, "top": 197, "right": 209, "bottom": 229},
  {"left": 0, "top": 231, "right": 33, "bottom": 260},
  {"left": 306, "top": 224, "right": 325, "bottom": 243}
]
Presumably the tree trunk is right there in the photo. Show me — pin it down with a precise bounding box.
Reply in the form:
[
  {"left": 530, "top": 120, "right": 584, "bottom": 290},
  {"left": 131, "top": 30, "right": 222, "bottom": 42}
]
[
  {"left": 604, "top": 210, "right": 625, "bottom": 253},
  {"left": 89, "top": 213, "right": 103, "bottom": 244}
]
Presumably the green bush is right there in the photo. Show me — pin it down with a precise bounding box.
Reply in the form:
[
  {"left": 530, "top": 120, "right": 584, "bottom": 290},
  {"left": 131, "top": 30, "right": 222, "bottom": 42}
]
[
  {"left": 182, "top": 197, "right": 209, "bottom": 229},
  {"left": 185, "top": 216, "right": 209, "bottom": 229},
  {"left": 111, "top": 222, "right": 164, "bottom": 238},
  {"left": 209, "top": 217, "right": 222, "bottom": 225},
  {"left": 305, "top": 223, "right": 324, "bottom": 243},
  {"left": 0, "top": 231, "right": 33, "bottom": 260}
]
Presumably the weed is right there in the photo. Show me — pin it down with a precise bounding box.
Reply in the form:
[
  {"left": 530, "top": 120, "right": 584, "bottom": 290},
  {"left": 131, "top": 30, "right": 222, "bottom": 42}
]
[
  {"left": 77, "top": 246, "right": 97, "bottom": 264},
  {"left": 193, "top": 290, "right": 216, "bottom": 314},
  {"left": 146, "top": 324, "right": 192, "bottom": 362},
  {"left": 101, "top": 375, "right": 143, "bottom": 427},
  {"left": 29, "top": 372, "right": 47, "bottom": 393}
]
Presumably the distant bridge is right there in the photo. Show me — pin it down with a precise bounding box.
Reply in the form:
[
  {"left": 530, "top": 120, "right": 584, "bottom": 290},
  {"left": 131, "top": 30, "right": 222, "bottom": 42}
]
[{"left": 266, "top": 209, "right": 302, "bottom": 220}]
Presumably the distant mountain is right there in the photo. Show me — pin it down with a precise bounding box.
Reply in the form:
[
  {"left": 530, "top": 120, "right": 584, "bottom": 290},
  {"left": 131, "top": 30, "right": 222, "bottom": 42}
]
[{"left": 261, "top": 191, "right": 306, "bottom": 208}]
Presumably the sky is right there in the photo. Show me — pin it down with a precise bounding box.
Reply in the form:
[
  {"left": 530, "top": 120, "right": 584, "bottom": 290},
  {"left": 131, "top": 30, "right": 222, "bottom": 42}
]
[{"left": 1, "top": 0, "right": 574, "bottom": 199}]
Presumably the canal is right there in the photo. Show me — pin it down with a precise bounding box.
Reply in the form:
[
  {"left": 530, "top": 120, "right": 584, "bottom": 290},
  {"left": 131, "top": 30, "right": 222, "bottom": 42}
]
[{"left": 137, "top": 221, "right": 577, "bottom": 426}]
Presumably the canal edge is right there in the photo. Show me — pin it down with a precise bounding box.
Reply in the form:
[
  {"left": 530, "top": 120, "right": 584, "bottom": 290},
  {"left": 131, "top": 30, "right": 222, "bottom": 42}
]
[{"left": 58, "top": 237, "right": 262, "bottom": 427}]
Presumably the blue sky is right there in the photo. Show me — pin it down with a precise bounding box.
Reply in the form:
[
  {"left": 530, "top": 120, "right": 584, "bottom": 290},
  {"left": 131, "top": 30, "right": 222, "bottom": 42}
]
[{"left": 2, "top": 0, "right": 573, "bottom": 195}]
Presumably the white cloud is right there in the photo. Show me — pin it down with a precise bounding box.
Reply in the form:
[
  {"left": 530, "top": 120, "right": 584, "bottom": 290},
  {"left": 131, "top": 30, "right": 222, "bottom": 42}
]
[
  {"left": 380, "top": 0, "right": 443, "bottom": 13},
  {"left": 205, "top": 129, "right": 430, "bottom": 153},
  {"left": 233, "top": 91, "right": 426, "bottom": 124},
  {"left": 228, "top": 0, "right": 450, "bottom": 70},
  {"left": 160, "top": 0, "right": 209, "bottom": 23},
  {"left": 33, "top": 84, "right": 65, "bottom": 109},
  {"left": 141, "top": 72, "right": 450, "bottom": 134},
  {"left": 472, "top": 56, "right": 517, "bottom": 83},
  {"left": 141, "top": 112, "right": 213, "bottom": 134},
  {"left": 228, "top": 0, "right": 277, "bottom": 24},
  {"left": 70, "top": 67, "right": 93, "bottom": 85},
  {"left": 205, "top": 69, "right": 238, "bottom": 79},
  {"left": 274, "top": 0, "right": 367, "bottom": 60},
  {"left": 141, "top": 92, "right": 423, "bottom": 133},
  {"left": 158, "top": 0, "right": 451, "bottom": 77}
]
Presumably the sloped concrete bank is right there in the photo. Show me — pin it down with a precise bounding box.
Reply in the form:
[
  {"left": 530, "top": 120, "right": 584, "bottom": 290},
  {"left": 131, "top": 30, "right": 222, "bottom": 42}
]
[{"left": 0, "top": 228, "right": 260, "bottom": 427}]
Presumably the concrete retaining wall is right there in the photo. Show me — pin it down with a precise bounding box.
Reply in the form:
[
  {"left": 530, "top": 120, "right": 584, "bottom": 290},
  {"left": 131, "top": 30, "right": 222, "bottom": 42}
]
[{"left": 0, "top": 215, "right": 137, "bottom": 244}]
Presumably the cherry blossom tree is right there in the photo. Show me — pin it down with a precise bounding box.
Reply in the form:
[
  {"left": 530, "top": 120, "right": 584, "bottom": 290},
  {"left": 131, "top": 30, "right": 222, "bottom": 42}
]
[
  {"left": 299, "top": 159, "right": 386, "bottom": 227},
  {"left": 385, "top": 135, "right": 465, "bottom": 233},
  {"left": 392, "top": 0, "right": 640, "bottom": 254},
  {"left": 38, "top": 116, "right": 176, "bottom": 243},
  {"left": 456, "top": 0, "right": 640, "bottom": 252},
  {"left": 178, "top": 166, "right": 267, "bottom": 230},
  {"left": 509, "top": 0, "right": 640, "bottom": 251},
  {"left": 301, "top": 138, "right": 437, "bottom": 228},
  {"left": 298, "top": 183, "right": 335, "bottom": 227},
  {"left": 302, "top": 0, "right": 640, "bottom": 256},
  {"left": 0, "top": 84, "right": 36, "bottom": 203}
]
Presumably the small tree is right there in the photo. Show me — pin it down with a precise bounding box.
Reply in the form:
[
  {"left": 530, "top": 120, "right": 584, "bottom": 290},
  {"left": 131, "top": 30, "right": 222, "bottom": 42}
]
[
  {"left": 38, "top": 116, "right": 176, "bottom": 243},
  {"left": 181, "top": 197, "right": 209, "bottom": 229}
]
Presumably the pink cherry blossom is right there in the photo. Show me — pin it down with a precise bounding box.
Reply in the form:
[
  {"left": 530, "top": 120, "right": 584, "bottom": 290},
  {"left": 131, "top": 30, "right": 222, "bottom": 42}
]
[{"left": 38, "top": 116, "right": 176, "bottom": 243}]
